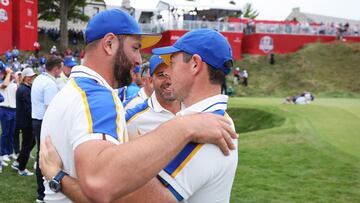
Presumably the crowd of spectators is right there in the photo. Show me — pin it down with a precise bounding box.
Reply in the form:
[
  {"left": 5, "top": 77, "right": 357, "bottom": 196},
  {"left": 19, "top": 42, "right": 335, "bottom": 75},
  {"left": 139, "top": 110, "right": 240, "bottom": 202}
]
[
  {"left": 38, "top": 27, "right": 85, "bottom": 45},
  {"left": 245, "top": 21, "right": 360, "bottom": 37}
]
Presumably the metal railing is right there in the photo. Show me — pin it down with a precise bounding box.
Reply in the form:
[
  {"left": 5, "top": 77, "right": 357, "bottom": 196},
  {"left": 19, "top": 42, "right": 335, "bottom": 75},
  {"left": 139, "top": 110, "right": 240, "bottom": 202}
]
[
  {"left": 139, "top": 20, "right": 360, "bottom": 37},
  {"left": 139, "top": 20, "right": 244, "bottom": 33}
]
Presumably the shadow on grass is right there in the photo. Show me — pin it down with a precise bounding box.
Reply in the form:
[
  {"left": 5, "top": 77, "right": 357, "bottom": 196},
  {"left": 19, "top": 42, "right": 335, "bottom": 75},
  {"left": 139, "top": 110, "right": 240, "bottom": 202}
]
[{"left": 227, "top": 108, "right": 285, "bottom": 134}]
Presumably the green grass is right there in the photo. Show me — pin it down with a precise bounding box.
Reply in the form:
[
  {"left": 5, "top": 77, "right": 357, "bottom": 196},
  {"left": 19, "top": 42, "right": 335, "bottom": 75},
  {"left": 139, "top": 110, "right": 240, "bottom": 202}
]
[
  {"left": 229, "top": 97, "right": 360, "bottom": 203},
  {"left": 1, "top": 98, "right": 359, "bottom": 202}
]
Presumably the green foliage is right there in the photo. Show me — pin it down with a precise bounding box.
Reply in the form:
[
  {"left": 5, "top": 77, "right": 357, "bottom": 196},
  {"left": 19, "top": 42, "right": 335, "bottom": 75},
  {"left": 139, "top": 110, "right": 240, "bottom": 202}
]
[
  {"left": 38, "top": 0, "right": 103, "bottom": 22},
  {"left": 242, "top": 2, "right": 259, "bottom": 19}
]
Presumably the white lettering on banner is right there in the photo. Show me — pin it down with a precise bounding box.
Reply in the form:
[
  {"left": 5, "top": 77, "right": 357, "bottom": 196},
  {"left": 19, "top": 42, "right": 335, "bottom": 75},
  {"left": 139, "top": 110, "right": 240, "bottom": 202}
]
[
  {"left": 0, "top": 8, "right": 8, "bottom": 22},
  {"left": 170, "top": 35, "right": 180, "bottom": 41},
  {"left": 1, "top": 0, "right": 9, "bottom": 6},
  {"left": 25, "top": 21, "right": 34, "bottom": 29},
  {"left": 25, "top": 0, "right": 35, "bottom": 4},
  {"left": 234, "top": 37, "right": 241, "bottom": 43},
  {"left": 259, "top": 36, "right": 274, "bottom": 53},
  {"left": 27, "top": 8, "right": 32, "bottom": 17}
]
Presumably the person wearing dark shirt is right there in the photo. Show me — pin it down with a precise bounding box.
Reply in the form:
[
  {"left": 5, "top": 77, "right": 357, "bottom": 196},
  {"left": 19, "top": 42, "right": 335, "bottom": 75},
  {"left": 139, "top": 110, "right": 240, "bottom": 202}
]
[{"left": 12, "top": 68, "right": 37, "bottom": 176}]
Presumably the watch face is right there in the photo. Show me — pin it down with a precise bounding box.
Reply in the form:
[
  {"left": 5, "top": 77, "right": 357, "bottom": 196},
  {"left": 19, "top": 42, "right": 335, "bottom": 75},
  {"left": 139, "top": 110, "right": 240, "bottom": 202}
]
[{"left": 49, "top": 180, "right": 61, "bottom": 193}]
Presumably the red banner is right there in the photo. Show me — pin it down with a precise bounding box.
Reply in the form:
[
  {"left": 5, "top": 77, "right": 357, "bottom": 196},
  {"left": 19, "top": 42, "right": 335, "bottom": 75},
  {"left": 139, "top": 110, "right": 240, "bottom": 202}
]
[
  {"left": 13, "top": 0, "right": 37, "bottom": 51},
  {"left": 0, "top": 0, "right": 12, "bottom": 54},
  {"left": 242, "top": 33, "right": 337, "bottom": 55},
  {"left": 142, "top": 30, "right": 243, "bottom": 60}
]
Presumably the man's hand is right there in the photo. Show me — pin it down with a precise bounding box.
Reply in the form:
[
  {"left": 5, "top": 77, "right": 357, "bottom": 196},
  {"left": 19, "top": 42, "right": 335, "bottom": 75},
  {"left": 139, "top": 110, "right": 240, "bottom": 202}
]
[
  {"left": 178, "top": 113, "right": 237, "bottom": 156},
  {"left": 40, "top": 136, "right": 63, "bottom": 180},
  {"left": 5, "top": 67, "right": 13, "bottom": 74}
]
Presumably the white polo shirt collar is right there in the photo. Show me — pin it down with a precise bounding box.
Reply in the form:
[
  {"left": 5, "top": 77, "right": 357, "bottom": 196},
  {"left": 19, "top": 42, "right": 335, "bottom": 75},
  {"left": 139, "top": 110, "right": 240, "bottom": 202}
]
[
  {"left": 137, "top": 87, "right": 149, "bottom": 100},
  {"left": 148, "top": 92, "right": 173, "bottom": 113},
  {"left": 177, "top": 94, "right": 228, "bottom": 116},
  {"left": 43, "top": 72, "right": 57, "bottom": 84},
  {"left": 70, "top": 65, "right": 113, "bottom": 90}
]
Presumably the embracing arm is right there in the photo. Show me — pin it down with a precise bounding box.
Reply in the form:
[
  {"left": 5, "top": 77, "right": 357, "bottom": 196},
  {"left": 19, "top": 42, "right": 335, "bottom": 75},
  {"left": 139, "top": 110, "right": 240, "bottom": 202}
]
[
  {"left": 75, "top": 113, "right": 236, "bottom": 203},
  {"left": 40, "top": 136, "right": 92, "bottom": 203}
]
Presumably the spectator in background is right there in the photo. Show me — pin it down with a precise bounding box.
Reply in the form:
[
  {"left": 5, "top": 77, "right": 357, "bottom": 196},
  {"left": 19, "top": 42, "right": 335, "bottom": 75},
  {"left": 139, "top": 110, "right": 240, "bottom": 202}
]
[
  {"left": 5, "top": 50, "right": 12, "bottom": 62},
  {"left": 56, "top": 56, "right": 78, "bottom": 90},
  {"left": 233, "top": 67, "right": 240, "bottom": 86},
  {"left": 0, "top": 65, "right": 18, "bottom": 167},
  {"left": 125, "top": 65, "right": 142, "bottom": 99},
  {"left": 31, "top": 56, "right": 63, "bottom": 202},
  {"left": 50, "top": 45, "right": 57, "bottom": 55},
  {"left": 12, "top": 68, "right": 37, "bottom": 176},
  {"left": 12, "top": 47, "right": 20, "bottom": 61},
  {"left": 64, "top": 48, "right": 72, "bottom": 56},
  {"left": 269, "top": 53, "right": 275, "bottom": 65},
  {"left": 34, "top": 41, "right": 41, "bottom": 57},
  {"left": 242, "top": 70, "right": 248, "bottom": 87}
]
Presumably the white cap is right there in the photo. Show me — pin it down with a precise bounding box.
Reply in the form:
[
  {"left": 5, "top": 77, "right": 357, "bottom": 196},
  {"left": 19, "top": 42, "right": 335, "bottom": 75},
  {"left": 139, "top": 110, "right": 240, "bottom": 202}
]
[{"left": 21, "top": 68, "right": 36, "bottom": 77}]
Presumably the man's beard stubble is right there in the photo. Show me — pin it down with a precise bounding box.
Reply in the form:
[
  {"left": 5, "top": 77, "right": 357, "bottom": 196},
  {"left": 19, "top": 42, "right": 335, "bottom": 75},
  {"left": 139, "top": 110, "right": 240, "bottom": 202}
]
[{"left": 113, "top": 46, "right": 133, "bottom": 88}]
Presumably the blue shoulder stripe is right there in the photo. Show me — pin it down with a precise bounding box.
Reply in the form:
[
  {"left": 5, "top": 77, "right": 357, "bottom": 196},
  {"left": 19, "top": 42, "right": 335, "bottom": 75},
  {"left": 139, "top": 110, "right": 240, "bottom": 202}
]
[
  {"left": 117, "top": 87, "right": 126, "bottom": 102},
  {"left": 163, "top": 109, "right": 226, "bottom": 177},
  {"left": 123, "top": 94, "right": 138, "bottom": 108},
  {"left": 211, "top": 109, "right": 225, "bottom": 116},
  {"left": 125, "top": 99, "right": 149, "bottom": 122},
  {"left": 157, "top": 175, "right": 184, "bottom": 201},
  {"left": 74, "top": 77, "right": 120, "bottom": 141}
]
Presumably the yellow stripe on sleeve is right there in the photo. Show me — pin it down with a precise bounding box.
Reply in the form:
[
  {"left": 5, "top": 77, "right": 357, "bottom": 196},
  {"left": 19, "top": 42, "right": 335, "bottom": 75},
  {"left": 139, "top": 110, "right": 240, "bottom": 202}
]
[
  {"left": 171, "top": 144, "right": 204, "bottom": 178},
  {"left": 70, "top": 79, "right": 93, "bottom": 134},
  {"left": 111, "top": 91, "right": 122, "bottom": 143},
  {"left": 126, "top": 106, "right": 151, "bottom": 124}
]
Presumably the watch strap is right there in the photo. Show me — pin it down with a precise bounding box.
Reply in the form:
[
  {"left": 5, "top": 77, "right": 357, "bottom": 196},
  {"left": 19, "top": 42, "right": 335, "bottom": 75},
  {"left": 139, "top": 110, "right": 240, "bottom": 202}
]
[{"left": 53, "top": 170, "right": 68, "bottom": 182}]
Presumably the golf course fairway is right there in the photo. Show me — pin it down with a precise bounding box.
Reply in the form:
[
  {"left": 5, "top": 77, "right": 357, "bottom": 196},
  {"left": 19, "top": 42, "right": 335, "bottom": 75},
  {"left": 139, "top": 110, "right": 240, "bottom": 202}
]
[{"left": 228, "top": 97, "right": 360, "bottom": 203}]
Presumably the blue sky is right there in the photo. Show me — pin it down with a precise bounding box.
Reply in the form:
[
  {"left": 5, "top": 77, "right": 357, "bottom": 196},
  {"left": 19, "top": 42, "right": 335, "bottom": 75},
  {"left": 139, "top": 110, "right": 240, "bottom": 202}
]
[{"left": 104, "top": 0, "right": 360, "bottom": 21}]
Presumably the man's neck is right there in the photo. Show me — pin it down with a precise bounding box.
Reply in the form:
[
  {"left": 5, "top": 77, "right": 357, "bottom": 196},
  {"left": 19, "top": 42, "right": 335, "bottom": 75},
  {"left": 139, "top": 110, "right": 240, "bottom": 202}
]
[
  {"left": 45, "top": 70, "right": 56, "bottom": 78},
  {"left": 183, "top": 84, "right": 221, "bottom": 107},
  {"left": 83, "top": 60, "right": 115, "bottom": 88}
]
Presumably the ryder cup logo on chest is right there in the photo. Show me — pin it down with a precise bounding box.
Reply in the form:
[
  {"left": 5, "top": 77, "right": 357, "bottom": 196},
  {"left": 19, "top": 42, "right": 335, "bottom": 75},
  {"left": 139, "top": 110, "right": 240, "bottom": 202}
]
[{"left": 259, "top": 36, "right": 274, "bottom": 53}]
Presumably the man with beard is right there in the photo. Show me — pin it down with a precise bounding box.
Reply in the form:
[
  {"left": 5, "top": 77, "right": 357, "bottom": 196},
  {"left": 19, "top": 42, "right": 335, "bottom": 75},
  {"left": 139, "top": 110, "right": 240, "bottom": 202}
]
[
  {"left": 126, "top": 54, "right": 180, "bottom": 136},
  {"left": 40, "top": 9, "right": 237, "bottom": 203},
  {"left": 122, "top": 55, "right": 160, "bottom": 110}
]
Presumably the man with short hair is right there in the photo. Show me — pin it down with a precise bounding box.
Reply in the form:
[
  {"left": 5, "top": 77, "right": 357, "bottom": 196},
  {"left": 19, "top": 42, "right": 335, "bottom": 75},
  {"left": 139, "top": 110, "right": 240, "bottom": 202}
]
[
  {"left": 31, "top": 55, "right": 63, "bottom": 202},
  {"left": 56, "top": 56, "right": 78, "bottom": 89},
  {"left": 39, "top": 9, "right": 236, "bottom": 203},
  {"left": 123, "top": 55, "right": 164, "bottom": 110},
  {"left": 152, "top": 28, "right": 238, "bottom": 202},
  {"left": 12, "top": 68, "right": 37, "bottom": 176},
  {"left": 126, "top": 54, "right": 180, "bottom": 136}
]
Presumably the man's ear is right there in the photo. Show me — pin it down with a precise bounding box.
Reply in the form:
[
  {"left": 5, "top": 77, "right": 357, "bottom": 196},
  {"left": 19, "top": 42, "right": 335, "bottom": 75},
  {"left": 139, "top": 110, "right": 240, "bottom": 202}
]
[
  {"left": 102, "top": 33, "right": 117, "bottom": 56},
  {"left": 191, "top": 54, "right": 203, "bottom": 75}
]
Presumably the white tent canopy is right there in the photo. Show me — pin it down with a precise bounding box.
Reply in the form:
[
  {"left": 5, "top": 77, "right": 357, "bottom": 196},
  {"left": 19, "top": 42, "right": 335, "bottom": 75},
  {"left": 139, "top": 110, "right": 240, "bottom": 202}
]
[{"left": 157, "top": 0, "right": 241, "bottom": 12}]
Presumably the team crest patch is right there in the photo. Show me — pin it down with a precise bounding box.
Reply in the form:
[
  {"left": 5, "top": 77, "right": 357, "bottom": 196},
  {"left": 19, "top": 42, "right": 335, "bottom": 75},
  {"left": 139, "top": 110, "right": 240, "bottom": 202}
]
[
  {"left": 259, "top": 36, "right": 274, "bottom": 53},
  {"left": 0, "top": 8, "right": 8, "bottom": 22}
]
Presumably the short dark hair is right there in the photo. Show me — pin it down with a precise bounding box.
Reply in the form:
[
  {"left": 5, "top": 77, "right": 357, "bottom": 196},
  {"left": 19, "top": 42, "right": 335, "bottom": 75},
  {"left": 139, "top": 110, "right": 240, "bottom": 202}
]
[
  {"left": 182, "top": 52, "right": 225, "bottom": 85},
  {"left": 45, "top": 56, "right": 63, "bottom": 71}
]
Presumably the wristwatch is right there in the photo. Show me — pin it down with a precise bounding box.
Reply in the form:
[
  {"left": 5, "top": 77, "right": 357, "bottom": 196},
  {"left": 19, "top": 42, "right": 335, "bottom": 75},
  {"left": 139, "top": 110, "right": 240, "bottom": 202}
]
[{"left": 49, "top": 170, "right": 67, "bottom": 193}]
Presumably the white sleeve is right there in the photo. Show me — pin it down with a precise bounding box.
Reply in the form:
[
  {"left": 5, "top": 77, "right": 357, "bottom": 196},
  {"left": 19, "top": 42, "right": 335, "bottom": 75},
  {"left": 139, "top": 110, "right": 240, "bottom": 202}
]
[
  {"left": 126, "top": 119, "right": 138, "bottom": 137},
  {"left": 157, "top": 115, "right": 238, "bottom": 202}
]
